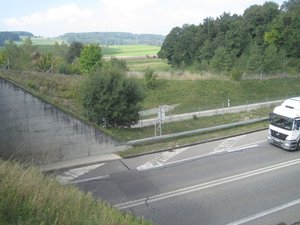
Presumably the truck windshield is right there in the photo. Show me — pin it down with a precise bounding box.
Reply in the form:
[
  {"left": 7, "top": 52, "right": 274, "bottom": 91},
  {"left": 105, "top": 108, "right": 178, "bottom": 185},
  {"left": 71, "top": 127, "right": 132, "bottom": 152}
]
[{"left": 270, "top": 113, "right": 293, "bottom": 131}]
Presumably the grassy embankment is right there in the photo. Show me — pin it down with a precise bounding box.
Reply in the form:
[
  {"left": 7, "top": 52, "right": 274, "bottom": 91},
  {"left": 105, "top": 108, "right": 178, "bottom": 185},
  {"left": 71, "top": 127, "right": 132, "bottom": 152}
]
[
  {"left": 0, "top": 160, "right": 151, "bottom": 225},
  {"left": 2, "top": 43, "right": 300, "bottom": 155},
  {"left": 2, "top": 72, "right": 300, "bottom": 138}
]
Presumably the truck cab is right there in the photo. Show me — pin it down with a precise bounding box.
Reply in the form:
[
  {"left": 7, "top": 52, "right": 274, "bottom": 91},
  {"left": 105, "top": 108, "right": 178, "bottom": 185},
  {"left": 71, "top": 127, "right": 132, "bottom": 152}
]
[{"left": 268, "top": 97, "right": 300, "bottom": 151}]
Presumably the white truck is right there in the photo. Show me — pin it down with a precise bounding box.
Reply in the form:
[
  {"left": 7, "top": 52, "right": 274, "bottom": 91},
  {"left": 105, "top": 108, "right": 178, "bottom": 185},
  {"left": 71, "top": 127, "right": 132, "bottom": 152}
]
[{"left": 268, "top": 97, "right": 300, "bottom": 151}]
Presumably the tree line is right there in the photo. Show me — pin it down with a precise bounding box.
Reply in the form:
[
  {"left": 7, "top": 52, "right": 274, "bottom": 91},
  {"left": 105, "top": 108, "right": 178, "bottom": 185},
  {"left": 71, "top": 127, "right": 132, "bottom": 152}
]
[
  {"left": 60, "top": 32, "right": 165, "bottom": 46},
  {"left": 0, "top": 31, "right": 33, "bottom": 46},
  {"left": 158, "top": 0, "right": 300, "bottom": 79}
]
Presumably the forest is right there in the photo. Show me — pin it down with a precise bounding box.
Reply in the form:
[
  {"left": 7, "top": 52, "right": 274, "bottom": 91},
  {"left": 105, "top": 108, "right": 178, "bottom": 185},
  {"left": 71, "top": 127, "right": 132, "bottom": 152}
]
[
  {"left": 0, "top": 31, "right": 33, "bottom": 46},
  {"left": 158, "top": 0, "right": 300, "bottom": 78},
  {"left": 0, "top": 32, "right": 20, "bottom": 46}
]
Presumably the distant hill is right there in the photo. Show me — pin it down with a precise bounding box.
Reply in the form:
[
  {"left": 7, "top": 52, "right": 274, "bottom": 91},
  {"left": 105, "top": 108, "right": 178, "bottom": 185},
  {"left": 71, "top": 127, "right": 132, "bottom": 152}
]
[
  {"left": 60, "top": 32, "right": 165, "bottom": 46},
  {"left": 0, "top": 32, "right": 21, "bottom": 46},
  {"left": 0, "top": 31, "right": 33, "bottom": 46},
  {"left": 14, "top": 31, "right": 33, "bottom": 37}
]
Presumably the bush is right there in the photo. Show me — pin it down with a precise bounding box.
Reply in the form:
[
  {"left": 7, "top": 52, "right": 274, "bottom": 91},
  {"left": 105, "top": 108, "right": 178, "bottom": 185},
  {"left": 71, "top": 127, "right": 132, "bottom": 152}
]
[
  {"left": 79, "top": 44, "right": 103, "bottom": 75},
  {"left": 81, "top": 67, "right": 144, "bottom": 127},
  {"left": 144, "top": 67, "right": 157, "bottom": 89},
  {"left": 230, "top": 67, "right": 243, "bottom": 81}
]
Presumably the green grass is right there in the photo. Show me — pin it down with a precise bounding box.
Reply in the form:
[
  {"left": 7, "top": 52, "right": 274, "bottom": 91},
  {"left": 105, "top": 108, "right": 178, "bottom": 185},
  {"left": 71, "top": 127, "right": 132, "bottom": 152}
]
[
  {"left": 14, "top": 37, "right": 67, "bottom": 46},
  {"left": 0, "top": 160, "right": 151, "bottom": 225},
  {"left": 32, "top": 37, "right": 66, "bottom": 45},
  {"left": 102, "top": 45, "right": 160, "bottom": 57},
  {"left": 126, "top": 58, "right": 171, "bottom": 72},
  {"left": 111, "top": 107, "right": 272, "bottom": 141},
  {"left": 140, "top": 78, "right": 300, "bottom": 114}
]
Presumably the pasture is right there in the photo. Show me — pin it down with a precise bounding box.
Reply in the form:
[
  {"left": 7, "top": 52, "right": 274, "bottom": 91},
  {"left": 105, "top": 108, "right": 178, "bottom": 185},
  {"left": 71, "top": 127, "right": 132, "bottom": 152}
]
[{"left": 102, "top": 45, "right": 160, "bottom": 57}]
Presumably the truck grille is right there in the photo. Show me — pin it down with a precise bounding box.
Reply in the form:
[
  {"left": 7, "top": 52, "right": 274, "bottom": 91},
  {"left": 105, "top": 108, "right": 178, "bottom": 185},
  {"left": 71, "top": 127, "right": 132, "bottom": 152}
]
[{"left": 270, "top": 129, "right": 288, "bottom": 140}]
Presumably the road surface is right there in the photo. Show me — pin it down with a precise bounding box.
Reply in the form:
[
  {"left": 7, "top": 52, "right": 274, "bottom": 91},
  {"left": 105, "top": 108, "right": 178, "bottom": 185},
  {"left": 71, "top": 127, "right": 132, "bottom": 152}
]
[{"left": 60, "top": 130, "right": 300, "bottom": 225}]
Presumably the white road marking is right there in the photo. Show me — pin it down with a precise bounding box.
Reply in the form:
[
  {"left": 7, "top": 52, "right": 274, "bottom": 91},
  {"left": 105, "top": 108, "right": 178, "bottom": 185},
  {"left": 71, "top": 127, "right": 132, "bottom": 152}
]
[
  {"left": 137, "top": 143, "right": 259, "bottom": 171},
  {"left": 68, "top": 175, "right": 110, "bottom": 184},
  {"left": 115, "top": 157, "right": 300, "bottom": 210},
  {"left": 137, "top": 147, "right": 189, "bottom": 171},
  {"left": 213, "top": 135, "right": 245, "bottom": 153},
  {"left": 227, "top": 198, "right": 300, "bottom": 225},
  {"left": 56, "top": 163, "right": 105, "bottom": 183}
]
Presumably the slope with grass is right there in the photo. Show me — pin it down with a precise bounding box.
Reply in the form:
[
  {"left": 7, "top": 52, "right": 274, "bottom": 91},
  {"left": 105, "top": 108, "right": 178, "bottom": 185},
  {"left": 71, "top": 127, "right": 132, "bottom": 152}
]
[
  {"left": 0, "top": 160, "right": 151, "bottom": 225},
  {"left": 2, "top": 71, "right": 300, "bottom": 142},
  {"left": 142, "top": 78, "right": 300, "bottom": 114}
]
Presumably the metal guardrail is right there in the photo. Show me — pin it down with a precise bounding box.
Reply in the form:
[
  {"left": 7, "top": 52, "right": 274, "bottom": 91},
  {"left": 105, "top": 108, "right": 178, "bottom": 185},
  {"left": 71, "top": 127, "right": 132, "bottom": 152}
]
[
  {"left": 127, "top": 117, "right": 269, "bottom": 146},
  {"left": 135, "top": 100, "right": 282, "bottom": 128}
]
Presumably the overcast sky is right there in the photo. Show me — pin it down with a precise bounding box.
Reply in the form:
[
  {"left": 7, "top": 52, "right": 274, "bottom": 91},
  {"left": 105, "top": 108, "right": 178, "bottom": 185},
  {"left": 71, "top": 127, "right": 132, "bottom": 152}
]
[{"left": 1, "top": 0, "right": 286, "bottom": 37}]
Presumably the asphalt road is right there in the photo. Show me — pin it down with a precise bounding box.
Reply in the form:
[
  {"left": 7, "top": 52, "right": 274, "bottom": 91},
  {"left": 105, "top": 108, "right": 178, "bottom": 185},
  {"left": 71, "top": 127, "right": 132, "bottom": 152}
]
[{"left": 64, "top": 130, "right": 300, "bottom": 225}]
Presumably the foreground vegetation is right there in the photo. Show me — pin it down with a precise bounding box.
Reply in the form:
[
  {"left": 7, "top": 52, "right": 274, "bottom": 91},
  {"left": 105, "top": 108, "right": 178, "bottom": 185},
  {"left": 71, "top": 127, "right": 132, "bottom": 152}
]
[{"left": 0, "top": 160, "right": 151, "bottom": 225}]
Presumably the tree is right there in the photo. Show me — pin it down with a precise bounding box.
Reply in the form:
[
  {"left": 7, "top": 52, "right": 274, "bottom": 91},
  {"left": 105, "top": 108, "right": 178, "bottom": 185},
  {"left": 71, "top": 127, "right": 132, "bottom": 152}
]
[
  {"left": 280, "top": 0, "right": 300, "bottom": 58},
  {"left": 81, "top": 66, "right": 144, "bottom": 127},
  {"left": 20, "top": 38, "right": 37, "bottom": 70},
  {"left": 246, "top": 42, "right": 263, "bottom": 73},
  {"left": 158, "top": 26, "right": 183, "bottom": 65},
  {"left": 263, "top": 44, "right": 286, "bottom": 73},
  {"left": 0, "top": 32, "right": 20, "bottom": 46},
  {"left": 3, "top": 41, "right": 25, "bottom": 70},
  {"left": 35, "top": 53, "right": 53, "bottom": 72},
  {"left": 105, "top": 57, "right": 128, "bottom": 71},
  {"left": 210, "top": 47, "right": 232, "bottom": 73},
  {"left": 79, "top": 44, "right": 103, "bottom": 74},
  {"left": 66, "top": 41, "right": 83, "bottom": 63},
  {"left": 0, "top": 52, "right": 7, "bottom": 68},
  {"left": 243, "top": 2, "right": 279, "bottom": 45},
  {"left": 230, "top": 67, "right": 243, "bottom": 81},
  {"left": 144, "top": 67, "right": 157, "bottom": 89},
  {"left": 53, "top": 41, "right": 68, "bottom": 59}
]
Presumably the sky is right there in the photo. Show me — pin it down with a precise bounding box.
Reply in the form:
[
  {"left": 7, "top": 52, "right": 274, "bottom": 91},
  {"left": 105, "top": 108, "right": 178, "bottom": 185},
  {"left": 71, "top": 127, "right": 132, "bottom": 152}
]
[{"left": 1, "top": 0, "right": 286, "bottom": 37}]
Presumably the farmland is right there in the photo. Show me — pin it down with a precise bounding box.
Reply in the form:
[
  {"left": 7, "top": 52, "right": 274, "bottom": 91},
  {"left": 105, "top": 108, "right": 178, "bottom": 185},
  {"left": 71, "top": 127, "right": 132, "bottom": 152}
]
[{"left": 102, "top": 45, "right": 160, "bottom": 57}]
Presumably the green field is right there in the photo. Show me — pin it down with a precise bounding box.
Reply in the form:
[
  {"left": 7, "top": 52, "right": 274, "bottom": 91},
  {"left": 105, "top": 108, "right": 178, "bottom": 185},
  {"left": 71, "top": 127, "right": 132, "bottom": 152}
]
[
  {"left": 102, "top": 45, "right": 160, "bottom": 57},
  {"left": 126, "top": 58, "right": 171, "bottom": 72},
  {"left": 31, "top": 37, "right": 66, "bottom": 45},
  {"left": 14, "top": 37, "right": 67, "bottom": 46},
  {"left": 2, "top": 38, "right": 166, "bottom": 72}
]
